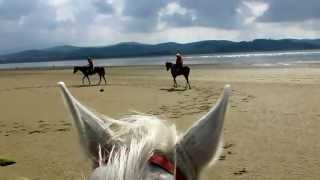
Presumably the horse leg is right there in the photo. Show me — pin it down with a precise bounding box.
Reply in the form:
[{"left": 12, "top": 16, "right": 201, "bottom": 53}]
[
  {"left": 87, "top": 76, "right": 91, "bottom": 86},
  {"left": 184, "top": 74, "right": 191, "bottom": 89},
  {"left": 82, "top": 76, "right": 86, "bottom": 85},
  {"left": 98, "top": 75, "right": 102, "bottom": 85},
  {"left": 103, "top": 75, "right": 107, "bottom": 85},
  {"left": 173, "top": 77, "right": 177, "bottom": 88}
]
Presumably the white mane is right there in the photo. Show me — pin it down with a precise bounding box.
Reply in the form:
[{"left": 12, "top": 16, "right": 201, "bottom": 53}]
[{"left": 90, "top": 115, "right": 178, "bottom": 180}]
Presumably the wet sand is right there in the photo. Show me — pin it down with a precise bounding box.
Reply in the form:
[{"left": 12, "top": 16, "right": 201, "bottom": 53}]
[{"left": 0, "top": 65, "right": 320, "bottom": 180}]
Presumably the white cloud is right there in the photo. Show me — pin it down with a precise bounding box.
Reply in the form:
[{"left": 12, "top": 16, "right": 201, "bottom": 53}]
[
  {"left": 160, "top": 2, "right": 189, "bottom": 16},
  {"left": 158, "top": 2, "right": 196, "bottom": 29},
  {"left": 1, "top": 0, "right": 320, "bottom": 54},
  {"left": 239, "top": 1, "right": 269, "bottom": 24},
  {"left": 258, "top": 0, "right": 320, "bottom": 22},
  {"left": 244, "top": 1, "right": 269, "bottom": 17}
]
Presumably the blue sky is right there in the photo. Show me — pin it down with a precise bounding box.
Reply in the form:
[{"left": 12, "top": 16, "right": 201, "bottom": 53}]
[{"left": 0, "top": 0, "right": 320, "bottom": 54}]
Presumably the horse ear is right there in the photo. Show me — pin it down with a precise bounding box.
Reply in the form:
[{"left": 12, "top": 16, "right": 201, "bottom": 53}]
[
  {"left": 176, "top": 85, "right": 230, "bottom": 174},
  {"left": 58, "top": 82, "right": 114, "bottom": 167}
]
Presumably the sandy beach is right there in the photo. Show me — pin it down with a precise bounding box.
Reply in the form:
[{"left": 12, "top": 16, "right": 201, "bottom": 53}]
[{"left": 1, "top": 64, "right": 320, "bottom": 180}]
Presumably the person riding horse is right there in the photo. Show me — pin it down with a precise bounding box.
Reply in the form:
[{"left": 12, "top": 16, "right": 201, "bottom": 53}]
[
  {"left": 175, "top": 53, "right": 183, "bottom": 73},
  {"left": 87, "top": 57, "right": 94, "bottom": 74},
  {"left": 73, "top": 57, "right": 107, "bottom": 85},
  {"left": 165, "top": 52, "right": 191, "bottom": 89}
]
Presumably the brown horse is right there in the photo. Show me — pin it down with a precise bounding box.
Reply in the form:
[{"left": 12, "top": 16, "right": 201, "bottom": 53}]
[
  {"left": 165, "top": 62, "right": 191, "bottom": 89},
  {"left": 73, "top": 66, "right": 107, "bottom": 85}
]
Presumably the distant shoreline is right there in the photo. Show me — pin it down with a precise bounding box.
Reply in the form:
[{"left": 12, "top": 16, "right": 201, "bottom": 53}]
[
  {"left": 2, "top": 63, "right": 320, "bottom": 72},
  {"left": 1, "top": 48, "right": 320, "bottom": 65},
  {"left": 1, "top": 38, "right": 320, "bottom": 63},
  {"left": 1, "top": 49, "right": 320, "bottom": 70}
]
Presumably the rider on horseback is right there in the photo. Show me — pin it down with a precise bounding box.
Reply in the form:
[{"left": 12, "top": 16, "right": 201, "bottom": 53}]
[
  {"left": 175, "top": 53, "right": 183, "bottom": 72},
  {"left": 87, "top": 57, "right": 94, "bottom": 74}
]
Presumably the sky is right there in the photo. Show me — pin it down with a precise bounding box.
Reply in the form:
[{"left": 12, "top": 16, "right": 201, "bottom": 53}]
[{"left": 0, "top": 0, "right": 320, "bottom": 54}]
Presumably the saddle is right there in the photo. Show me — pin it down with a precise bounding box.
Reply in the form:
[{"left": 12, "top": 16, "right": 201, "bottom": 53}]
[
  {"left": 174, "top": 64, "right": 184, "bottom": 74},
  {"left": 87, "top": 67, "right": 95, "bottom": 75}
]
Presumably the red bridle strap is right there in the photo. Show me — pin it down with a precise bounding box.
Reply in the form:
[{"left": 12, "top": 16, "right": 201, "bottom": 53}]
[{"left": 149, "top": 154, "right": 186, "bottom": 180}]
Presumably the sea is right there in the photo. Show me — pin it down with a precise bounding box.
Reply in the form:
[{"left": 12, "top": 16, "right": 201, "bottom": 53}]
[{"left": 1, "top": 50, "right": 320, "bottom": 69}]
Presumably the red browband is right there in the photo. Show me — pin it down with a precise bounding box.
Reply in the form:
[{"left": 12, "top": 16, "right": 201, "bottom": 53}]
[{"left": 149, "top": 154, "right": 186, "bottom": 180}]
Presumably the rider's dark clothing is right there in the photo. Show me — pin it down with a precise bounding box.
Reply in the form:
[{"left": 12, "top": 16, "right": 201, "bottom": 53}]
[
  {"left": 176, "top": 55, "right": 183, "bottom": 71},
  {"left": 88, "top": 58, "right": 94, "bottom": 73}
]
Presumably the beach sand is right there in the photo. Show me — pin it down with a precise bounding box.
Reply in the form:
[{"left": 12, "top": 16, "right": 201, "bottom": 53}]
[{"left": 1, "top": 65, "right": 320, "bottom": 180}]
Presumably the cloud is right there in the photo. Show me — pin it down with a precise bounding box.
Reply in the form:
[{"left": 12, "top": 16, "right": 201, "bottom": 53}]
[
  {"left": 122, "top": 0, "right": 170, "bottom": 18},
  {"left": 159, "top": 2, "right": 195, "bottom": 27},
  {"left": 160, "top": 0, "right": 243, "bottom": 29},
  {"left": 1, "top": 0, "right": 320, "bottom": 54},
  {"left": 118, "top": 0, "right": 171, "bottom": 32},
  {"left": 93, "top": 0, "right": 114, "bottom": 14},
  {"left": 0, "top": 0, "right": 39, "bottom": 20},
  {"left": 258, "top": 0, "right": 320, "bottom": 23}
]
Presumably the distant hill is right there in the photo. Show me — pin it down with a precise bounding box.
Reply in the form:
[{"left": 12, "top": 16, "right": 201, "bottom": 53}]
[{"left": 1, "top": 39, "right": 320, "bottom": 63}]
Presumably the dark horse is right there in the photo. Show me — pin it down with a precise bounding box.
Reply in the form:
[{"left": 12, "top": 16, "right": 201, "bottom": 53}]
[
  {"left": 165, "top": 62, "right": 191, "bottom": 89},
  {"left": 73, "top": 66, "right": 107, "bottom": 85}
]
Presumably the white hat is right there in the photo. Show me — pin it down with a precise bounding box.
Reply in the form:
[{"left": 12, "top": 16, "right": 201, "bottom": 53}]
[{"left": 176, "top": 53, "right": 181, "bottom": 57}]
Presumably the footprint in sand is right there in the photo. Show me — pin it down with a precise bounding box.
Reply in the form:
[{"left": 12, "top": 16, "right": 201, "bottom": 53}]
[
  {"left": 233, "top": 168, "right": 248, "bottom": 175},
  {"left": 231, "top": 105, "right": 237, "bottom": 108},
  {"left": 223, "top": 142, "right": 234, "bottom": 149},
  {"left": 55, "top": 128, "right": 71, "bottom": 132},
  {"left": 28, "top": 120, "right": 73, "bottom": 134},
  {"left": 28, "top": 130, "right": 43, "bottom": 134},
  {"left": 60, "top": 122, "right": 72, "bottom": 126},
  {"left": 199, "top": 104, "right": 211, "bottom": 111},
  {"left": 219, "top": 155, "right": 226, "bottom": 161},
  {"left": 159, "top": 106, "right": 168, "bottom": 110},
  {"left": 218, "top": 142, "right": 235, "bottom": 161},
  {"left": 241, "top": 97, "right": 249, "bottom": 103}
]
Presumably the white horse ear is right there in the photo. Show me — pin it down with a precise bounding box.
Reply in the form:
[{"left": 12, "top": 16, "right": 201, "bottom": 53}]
[
  {"left": 58, "top": 82, "right": 113, "bottom": 167},
  {"left": 177, "top": 85, "right": 230, "bottom": 174}
]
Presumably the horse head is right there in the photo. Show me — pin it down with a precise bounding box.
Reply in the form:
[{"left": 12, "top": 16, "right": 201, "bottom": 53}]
[
  {"left": 73, "top": 66, "right": 79, "bottom": 74},
  {"left": 58, "top": 82, "right": 230, "bottom": 180},
  {"left": 165, "top": 62, "right": 172, "bottom": 71}
]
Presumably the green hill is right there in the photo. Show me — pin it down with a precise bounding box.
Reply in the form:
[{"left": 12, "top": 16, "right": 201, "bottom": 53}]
[{"left": 1, "top": 39, "right": 319, "bottom": 63}]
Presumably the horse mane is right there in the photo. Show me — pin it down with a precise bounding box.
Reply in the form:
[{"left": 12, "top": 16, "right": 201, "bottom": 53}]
[
  {"left": 88, "top": 113, "right": 222, "bottom": 180},
  {"left": 90, "top": 114, "right": 178, "bottom": 180}
]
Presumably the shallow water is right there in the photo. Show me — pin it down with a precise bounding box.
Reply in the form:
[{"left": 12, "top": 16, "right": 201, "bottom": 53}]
[{"left": 1, "top": 50, "right": 320, "bottom": 69}]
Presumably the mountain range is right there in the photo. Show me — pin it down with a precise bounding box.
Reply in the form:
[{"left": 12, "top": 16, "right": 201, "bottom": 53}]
[{"left": 1, "top": 39, "right": 320, "bottom": 63}]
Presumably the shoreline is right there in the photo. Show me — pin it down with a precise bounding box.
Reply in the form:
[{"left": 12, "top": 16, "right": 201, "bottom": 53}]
[
  {"left": 1, "top": 62, "right": 320, "bottom": 71},
  {"left": 1, "top": 49, "right": 320, "bottom": 71}
]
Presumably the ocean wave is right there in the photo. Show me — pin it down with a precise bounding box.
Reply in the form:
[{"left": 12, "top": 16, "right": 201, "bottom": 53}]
[{"left": 195, "top": 51, "right": 320, "bottom": 59}]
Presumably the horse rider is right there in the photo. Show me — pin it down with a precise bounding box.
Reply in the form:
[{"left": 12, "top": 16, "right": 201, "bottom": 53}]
[
  {"left": 87, "top": 57, "right": 94, "bottom": 73},
  {"left": 175, "top": 53, "right": 183, "bottom": 72}
]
